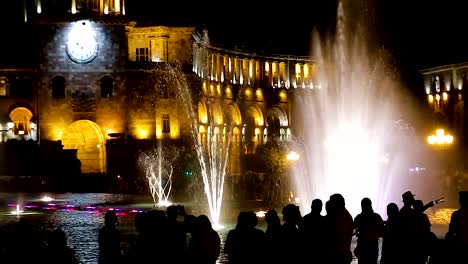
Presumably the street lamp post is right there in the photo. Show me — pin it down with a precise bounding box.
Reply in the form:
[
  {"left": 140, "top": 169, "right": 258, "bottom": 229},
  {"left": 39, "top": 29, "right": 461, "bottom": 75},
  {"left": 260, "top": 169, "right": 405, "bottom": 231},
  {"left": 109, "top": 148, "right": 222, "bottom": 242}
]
[{"left": 426, "top": 128, "right": 455, "bottom": 201}]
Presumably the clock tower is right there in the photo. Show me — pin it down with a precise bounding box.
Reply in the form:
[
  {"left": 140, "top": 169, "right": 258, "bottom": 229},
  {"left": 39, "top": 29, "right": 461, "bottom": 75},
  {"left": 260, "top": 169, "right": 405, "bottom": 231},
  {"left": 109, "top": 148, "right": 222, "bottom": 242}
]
[{"left": 33, "top": 3, "right": 128, "bottom": 174}]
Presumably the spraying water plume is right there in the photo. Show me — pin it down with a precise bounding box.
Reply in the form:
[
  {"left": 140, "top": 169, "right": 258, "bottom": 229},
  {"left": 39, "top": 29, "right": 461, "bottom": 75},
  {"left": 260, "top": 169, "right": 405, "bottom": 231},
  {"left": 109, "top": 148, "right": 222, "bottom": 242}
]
[{"left": 292, "top": 1, "right": 419, "bottom": 216}]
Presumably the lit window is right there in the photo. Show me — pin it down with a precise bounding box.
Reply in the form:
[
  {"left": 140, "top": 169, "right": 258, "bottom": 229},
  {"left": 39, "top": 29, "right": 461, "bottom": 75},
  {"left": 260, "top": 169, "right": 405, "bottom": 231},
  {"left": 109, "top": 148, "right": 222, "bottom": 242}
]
[
  {"left": 136, "top": 48, "right": 149, "bottom": 62},
  {"left": 51, "top": 76, "right": 66, "bottom": 98},
  {"left": 162, "top": 113, "right": 170, "bottom": 133},
  {"left": 0, "top": 78, "right": 8, "bottom": 96}
]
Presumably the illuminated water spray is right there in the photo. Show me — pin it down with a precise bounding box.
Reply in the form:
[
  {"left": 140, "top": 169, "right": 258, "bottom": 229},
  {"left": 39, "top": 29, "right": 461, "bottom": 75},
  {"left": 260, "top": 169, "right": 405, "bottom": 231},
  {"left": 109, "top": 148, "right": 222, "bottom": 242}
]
[
  {"left": 167, "top": 59, "right": 231, "bottom": 228},
  {"left": 138, "top": 144, "right": 176, "bottom": 207},
  {"left": 292, "top": 1, "right": 418, "bottom": 216}
]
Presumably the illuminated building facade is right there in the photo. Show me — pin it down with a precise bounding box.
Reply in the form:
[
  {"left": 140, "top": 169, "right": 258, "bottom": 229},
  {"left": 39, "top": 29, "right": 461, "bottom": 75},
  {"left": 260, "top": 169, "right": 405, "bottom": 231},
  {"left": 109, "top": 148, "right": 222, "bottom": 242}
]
[
  {"left": 420, "top": 63, "right": 468, "bottom": 146},
  {"left": 0, "top": 0, "right": 319, "bottom": 181}
]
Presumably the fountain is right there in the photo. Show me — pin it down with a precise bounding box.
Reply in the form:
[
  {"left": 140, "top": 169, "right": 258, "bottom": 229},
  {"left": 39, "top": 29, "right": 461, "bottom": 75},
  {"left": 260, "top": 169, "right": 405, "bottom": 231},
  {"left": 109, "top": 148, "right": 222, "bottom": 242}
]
[
  {"left": 166, "top": 56, "right": 232, "bottom": 228},
  {"left": 138, "top": 144, "right": 177, "bottom": 207},
  {"left": 291, "top": 1, "right": 422, "bottom": 217}
]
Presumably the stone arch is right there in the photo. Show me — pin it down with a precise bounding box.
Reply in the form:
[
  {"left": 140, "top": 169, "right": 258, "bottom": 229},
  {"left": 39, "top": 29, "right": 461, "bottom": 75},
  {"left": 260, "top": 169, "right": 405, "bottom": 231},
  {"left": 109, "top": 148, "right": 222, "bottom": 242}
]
[
  {"left": 51, "top": 75, "right": 66, "bottom": 98},
  {"left": 208, "top": 101, "right": 223, "bottom": 125},
  {"left": 224, "top": 103, "right": 242, "bottom": 127},
  {"left": 9, "top": 107, "right": 33, "bottom": 135},
  {"left": 61, "top": 120, "right": 106, "bottom": 174},
  {"left": 266, "top": 106, "right": 288, "bottom": 137},
  {"left": 198, "top": 100, "right": 208, "bottom": 124},
  {"left": 243, "top": 105, "right": 264, "bottom": 141}
]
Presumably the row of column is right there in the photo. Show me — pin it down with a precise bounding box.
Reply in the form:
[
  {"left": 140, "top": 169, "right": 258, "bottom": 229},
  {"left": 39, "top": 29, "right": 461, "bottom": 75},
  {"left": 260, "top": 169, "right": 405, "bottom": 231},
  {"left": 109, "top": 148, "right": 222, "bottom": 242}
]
[
  {"left": 33, "top": 0, "right": 125, "bottom": 15},
  {"left": 193, "top": 46, "right": 318, "bottom": 89}
]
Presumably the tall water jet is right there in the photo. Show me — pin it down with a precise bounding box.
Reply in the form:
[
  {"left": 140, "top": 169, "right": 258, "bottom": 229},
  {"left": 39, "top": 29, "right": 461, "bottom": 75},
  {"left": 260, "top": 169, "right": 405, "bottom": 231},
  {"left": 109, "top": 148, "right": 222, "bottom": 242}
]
[
  {"left": 138, "top": 144, "right": 177, "bottom": 207},
  {"left": 167, "top": 40, "right": 232, "bottom": 227},
  {"left": 292, "top": 1, "right": 420, "bottom": 216}
]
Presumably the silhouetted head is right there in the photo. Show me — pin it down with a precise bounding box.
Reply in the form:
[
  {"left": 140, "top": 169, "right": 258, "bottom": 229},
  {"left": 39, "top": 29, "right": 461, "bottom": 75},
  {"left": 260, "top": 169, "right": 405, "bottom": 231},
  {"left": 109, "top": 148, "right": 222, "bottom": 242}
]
[
  {"left": 330, "top": 193, "right": 346, "bottom": 208},
  {"left": 237, "top": 211, "right": 250, "bottom": 228},
  {"left": 402, "top": 191, "right": 415, "bottom": 206},
  {"left": 104, "top": 210, "right": 118, "bottom": 227},
  {"left": 166, "top": 205, "right": 179, "bottom": 221},
  {"left": 246, "top": 211, "right": 258, "bottom": 228},
  {"left": 197, "top": 214, "right": 212, "bottom": 229},
  {"left": 311, "top": 199, "right": 323, "bottom": 214},
  {"left": 361, "top": 197, "right": 373, "bottom": 213},
  {"left": 265, "top": 209, "right": 280, "bottom": 226},
  {"left": 386, "top": 203, "right": 399, "bottom": 218},
  {"left": 459, "top": 191, "right": 468, "bottom": 208},
  {"left": 414, "top": 200, "right": 424, "bottom": 213},
  {"left": 282, "top": 204, "right": 301, "bottom": 224}
]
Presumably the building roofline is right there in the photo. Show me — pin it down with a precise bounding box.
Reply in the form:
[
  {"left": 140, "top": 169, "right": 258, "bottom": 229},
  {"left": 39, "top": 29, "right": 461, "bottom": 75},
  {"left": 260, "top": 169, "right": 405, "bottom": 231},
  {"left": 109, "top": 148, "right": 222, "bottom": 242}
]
[
  {"left": 419, "top": 62, "right": 468, "bottom": 74},
  {"left": 193, "top": 30, "right": 318, "bottom": 63}
]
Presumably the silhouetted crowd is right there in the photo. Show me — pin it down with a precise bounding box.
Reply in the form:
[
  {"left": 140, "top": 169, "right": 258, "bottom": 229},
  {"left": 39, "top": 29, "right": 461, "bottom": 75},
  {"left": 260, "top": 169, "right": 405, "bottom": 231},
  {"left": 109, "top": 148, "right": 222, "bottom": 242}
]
[{"left": 0, "top": 190, "right": 467, "bottom": 264}]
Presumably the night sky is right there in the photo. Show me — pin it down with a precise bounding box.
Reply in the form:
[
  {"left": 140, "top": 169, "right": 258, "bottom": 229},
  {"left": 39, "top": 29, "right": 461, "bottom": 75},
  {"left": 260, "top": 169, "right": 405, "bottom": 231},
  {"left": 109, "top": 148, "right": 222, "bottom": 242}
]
[
  {"left": 130, "top": 0, "right": 468, "bottom": 96},
  {"left": 2, "top": 0, "right": 468, "bottom": 95}
]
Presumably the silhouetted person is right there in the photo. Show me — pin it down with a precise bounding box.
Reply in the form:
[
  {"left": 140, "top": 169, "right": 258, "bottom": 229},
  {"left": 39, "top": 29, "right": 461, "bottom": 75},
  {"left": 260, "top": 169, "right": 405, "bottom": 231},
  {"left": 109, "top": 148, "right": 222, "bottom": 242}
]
[
  {"left": 381, "top": 203, "right": 401, "bottom": 264},
  {"left": 302, "top": 198, "right": 327, "bottom": 263},
  {"left": 399, "top": 191, "right": 418, "bottom": 264},
  {"left": 188, "top": 215, "right": 220, "bottom": 264},
  {"left": 446, "top": 191, "right": 468, "bottom": 263},
  {"left": 354, "top": 198, "right": 384, "bottom": 264},
  {"left": 46, "top": 228, "right": 79, "bottom": 264},
  {"left": 413, "top": 199, "right": 432, "bottom": 264},
  {"left": 98, "top": 210, "right": 121, "bottom": 264},
  {"left": 328, "top": 193, "right": 354, "bottom": 264},
  {"left": 280, "top": 204, "right": 304, "bottom": 263},
  {"left": 165, "top": 205, "right": 188, "bottom": 263},
  {"left": 225, "top": 211, "right": 266, "bottom": 264},
  {"left": 265, "top": 209, "right": 282, "bottom": 264},
  {"left": 4, "top": 218, "right": 46, "bottom": 264}
]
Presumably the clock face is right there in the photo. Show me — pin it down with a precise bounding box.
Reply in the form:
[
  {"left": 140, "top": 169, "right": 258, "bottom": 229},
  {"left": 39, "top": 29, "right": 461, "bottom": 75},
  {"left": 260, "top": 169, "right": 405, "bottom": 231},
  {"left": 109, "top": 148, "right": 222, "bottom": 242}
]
[{"left": 66, "top": 21, "right": 98, "bottom": 64}]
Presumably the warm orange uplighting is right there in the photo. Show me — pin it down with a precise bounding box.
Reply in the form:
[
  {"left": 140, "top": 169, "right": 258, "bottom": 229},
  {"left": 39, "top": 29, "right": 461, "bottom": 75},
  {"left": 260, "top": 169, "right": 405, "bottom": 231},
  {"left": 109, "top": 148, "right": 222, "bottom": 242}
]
[
  {"left": 279, "top": 90, "right": 287, "bottom": 102},
  {"left": 427, "top": 129, "right": 454, "bottom": 146},
  {"left": 137, "top": 128, "right": 149, "bottom": 139},
  {"left": 442, "top": 92, "right": 448, "bottom": 101},
  {"left": 428, "top": 94, "right": 434, "bottom": 103}
]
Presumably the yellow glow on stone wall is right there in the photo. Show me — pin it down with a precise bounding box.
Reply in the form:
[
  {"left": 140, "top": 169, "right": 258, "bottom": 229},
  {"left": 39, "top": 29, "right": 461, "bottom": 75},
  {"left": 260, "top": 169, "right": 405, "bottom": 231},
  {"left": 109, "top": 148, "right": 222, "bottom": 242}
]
[
  {"left": 114, "top": 0, "right": 120, "bottom": 12},
  {"left": 256, "top": 89, "right": 263, "bottom": 101},
  {"left": 52, "top": 126, "right": 65, "bottom": 141},
  {"left": 304, "top": 64, "right": 309, "bottom": 78},
  {"left": 202, "top": 82, "right": 207, "bottom": 95},
  {"left": 428, "top": 94, "right": 434, "bottom": 103},
  {"left": 225, "top": 87, "right": 232, "bottom": 98},
  {"left": 279, "top": 90, "right": 287, "bottom": 102},
  {"left": 61, "top": 120, "right": 106, "bottom": 174},
  {"left": 137, "top": 127, "right": 149, "bottom": 139},
  {"left": 257, "top": 119, "right": 264, "bottom": 126}
]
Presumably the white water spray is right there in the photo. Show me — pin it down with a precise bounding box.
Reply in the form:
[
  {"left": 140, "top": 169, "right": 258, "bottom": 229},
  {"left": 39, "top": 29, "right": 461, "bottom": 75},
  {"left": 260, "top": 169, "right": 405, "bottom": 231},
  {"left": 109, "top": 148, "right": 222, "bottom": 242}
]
[
  {"left": 139, "top": 143, "right": 174, "bottom": 207},
  {"left": 168, "top": 64, "right": 231, "bottom": 227},
  {"left": 292, "top": 1, "right": 419, "bottom": 217}
]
